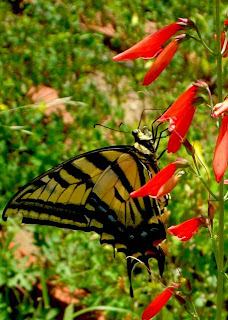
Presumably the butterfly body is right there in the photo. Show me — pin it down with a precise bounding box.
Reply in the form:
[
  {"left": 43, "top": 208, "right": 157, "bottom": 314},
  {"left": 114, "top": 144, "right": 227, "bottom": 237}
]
[{"left": 3, "top": 127, "right": 168, "bottom": 296}]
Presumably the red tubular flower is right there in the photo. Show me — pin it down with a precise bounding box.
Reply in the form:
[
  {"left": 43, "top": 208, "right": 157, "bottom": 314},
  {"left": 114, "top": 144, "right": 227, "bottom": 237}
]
[
  {"left": 221, "top": 19, "right": 228, "bottom": 58},
  {"left": 167, "top": 217, "right": 206, "bottom": 241},
  {"left": 142, "top": 283, "right": 179, "bottom": 320},
  {"left": 113, "top": 20, "right": 186, "bottom": 61},
  {"left": 142, "top": 36, "right": 182, "bottom": 85},
  {"left": 130, "top": 159, "right": 188, "bottom": 198},
  {"left": 158, "top": 85, "right": 198, "bottom": 123},
  {"left": 130, "top": 162, "right": 177, "bottom": 198},
  {"left": 212, "top": 96, "right": 228, "bottom": 117},
  {"left": 157, "top": 84, "right": 201, "bottom": 153},
  {"left": 156, "top": 174, "right": 180, "bottom": 198},
  {"left": 167, "top": 103, "right": 197, "bottom": 153},
  {"left": 213, "top": 115, "right": 228, "bottom": 183}
]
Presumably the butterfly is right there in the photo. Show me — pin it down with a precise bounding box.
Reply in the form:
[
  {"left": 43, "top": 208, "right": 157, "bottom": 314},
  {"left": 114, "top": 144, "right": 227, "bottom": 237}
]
[{"left": 2, "top": 126, "right": 168, "bottom": 297}]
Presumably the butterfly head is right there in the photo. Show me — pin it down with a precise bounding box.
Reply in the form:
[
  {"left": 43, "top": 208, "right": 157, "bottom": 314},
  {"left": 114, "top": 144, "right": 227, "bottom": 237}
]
[{"left": 132, "top": 126, "right": 156, "bottom": 156}]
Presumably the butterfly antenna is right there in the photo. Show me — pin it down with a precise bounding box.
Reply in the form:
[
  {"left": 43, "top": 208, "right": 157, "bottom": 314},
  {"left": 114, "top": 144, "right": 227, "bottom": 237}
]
[
  {"left": 94, "top": 124, "right": 127, "bottom": 133},
  {"left": 119, "top": 122, "right": 131, "bottom": 133},
  {"left": 137, "top": 108, "right": 162, "bottom": 129}
]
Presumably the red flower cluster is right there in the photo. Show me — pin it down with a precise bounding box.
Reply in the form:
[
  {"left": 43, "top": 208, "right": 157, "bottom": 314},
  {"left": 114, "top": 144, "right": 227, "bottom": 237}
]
[
  {"left": 113, "top": 18, "right": 194, "bottom": 85},
  {"left": 158, "top": 84, "right": 202, "bottom": 153}
]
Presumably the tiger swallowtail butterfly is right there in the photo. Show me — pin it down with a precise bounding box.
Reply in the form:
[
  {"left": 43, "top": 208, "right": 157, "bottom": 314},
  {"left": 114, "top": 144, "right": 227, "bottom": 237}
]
[{"left": 2, "top": 126, "right": 168, "bottom": 297}]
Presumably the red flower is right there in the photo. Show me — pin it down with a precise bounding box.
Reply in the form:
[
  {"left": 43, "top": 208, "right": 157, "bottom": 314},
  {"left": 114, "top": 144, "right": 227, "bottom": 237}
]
[
  {"left": 167, "top": 103, "right": 197, "bottom": 153},
  {"left": 142, "top": 283, "right": 179, "bottom": 320},
  {"left": 156, "top": 174, "right": 180, "bottom": 198},
  {"left": 142, "top": 36, "right": 182, "bottom": 85},
  {"left": 113, "top": 19, "right": 194, "bottom": 85},
  {"left": 213, "top": 115, "right": 228, "bottom": 183},
  {"left": 130, "top": 159, "right": 188, "bottom": 198},
  {"left": 212, "top": 96, "right": 228, "bottom": 117},
  {"left": 158, "top": 85, "right": 198, "bottom": 123},
  {"left": 113, "top": 19, "right": 188, "bottom": 61},
  {"left": 167, "top": 217, "right": 206, "bottom": 241},
  {"left": 157, "top": 84, "right": 200, "bottom": 153},
  {"left": 221, "top": 19, "right": 228, "bottom": 58}
]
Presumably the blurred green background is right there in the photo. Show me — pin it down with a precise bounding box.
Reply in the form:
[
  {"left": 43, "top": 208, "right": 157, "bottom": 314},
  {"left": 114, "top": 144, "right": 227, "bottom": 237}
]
[{"left": 0, "top": 0, "right": 228, "bottom": 319}]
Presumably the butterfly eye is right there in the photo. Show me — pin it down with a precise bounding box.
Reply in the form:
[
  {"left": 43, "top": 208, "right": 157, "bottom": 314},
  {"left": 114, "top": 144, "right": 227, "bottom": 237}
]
[{"left": 132, "top": 129, "right": 139, "bottom": 136}]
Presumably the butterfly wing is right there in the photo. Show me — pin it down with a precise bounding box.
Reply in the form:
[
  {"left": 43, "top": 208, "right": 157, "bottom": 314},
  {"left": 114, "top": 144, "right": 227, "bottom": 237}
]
[{"left": 3, "top": 145, "right": 167, "bottom": 296}]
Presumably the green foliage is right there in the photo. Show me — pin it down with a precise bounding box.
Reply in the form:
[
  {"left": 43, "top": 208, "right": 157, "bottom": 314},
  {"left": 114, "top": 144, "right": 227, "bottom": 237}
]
[{"left": 0, "top": 0, "right": 228, "bottom": 319}]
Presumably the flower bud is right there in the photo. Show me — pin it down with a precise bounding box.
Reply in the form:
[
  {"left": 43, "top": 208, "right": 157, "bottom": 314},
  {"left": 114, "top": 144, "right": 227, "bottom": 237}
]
[
  {"left": 208, "top": 201, "right": 216, "bottom": 220},
  {"left": 180, "top": 278, "right": 192, "bottom": 295},
  {"left": 183, "top": 139, "right": 195, "bottom": 156},
  {"left": 174, "top": 294, "right": 187, "bottom": 305}
]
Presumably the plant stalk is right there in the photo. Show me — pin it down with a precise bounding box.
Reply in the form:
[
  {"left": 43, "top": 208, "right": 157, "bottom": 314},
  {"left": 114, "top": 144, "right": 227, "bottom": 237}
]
[{"left": 214, "top": 0, "right": 224, "bottom": 319}]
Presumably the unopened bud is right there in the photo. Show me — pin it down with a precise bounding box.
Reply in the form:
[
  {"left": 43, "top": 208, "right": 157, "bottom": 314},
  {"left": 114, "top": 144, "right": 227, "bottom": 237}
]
[
  {"left": 180, "top": 278, "right": 192, "bottom": 295},
  {"left": 208, "top": 201, "right": 216, "bottom": 220},
  {"left": 174, "top": 294, "right": 187, "bottom": 305},
  {"left": 183, "top": 139, "right": 195, "bottom": 156},
  {"left": 186, "top": 278, "right": 192, "bottom": 292}
]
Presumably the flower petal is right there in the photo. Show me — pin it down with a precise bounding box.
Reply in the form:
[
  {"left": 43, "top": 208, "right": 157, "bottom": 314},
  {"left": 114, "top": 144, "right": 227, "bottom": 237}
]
[
  {"left": 213, "top": 115, "right": 228, "bottom": 183},
  {"left": 212, "top": 97, "right": 228, "bottom": 117},
  {"left": 142, "top": 285, "right": 177, "bottom": 320},
  {"left": 221, "top": 20, "right": 228, "bottom": 58},
  {"left": 130, "top": 163, "right": 177, "bottom": 198},
  {"left": 167, "top": 217, "right": 205, "bottom": 241},
  {"left": 142, "top": 38, "right": 179, "bottom": 85},
  {"left": 167, "top": 104, "right": 196, "bottom": 153},
  {"left": 157, "top": 85, "right": 198, "bottom": 123},
  {"left": 156, "top": 174, "right": 180, "bottom": 199}
]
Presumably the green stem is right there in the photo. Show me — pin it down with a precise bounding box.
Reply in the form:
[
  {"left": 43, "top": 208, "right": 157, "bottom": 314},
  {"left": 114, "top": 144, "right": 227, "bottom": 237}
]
[
  {"left": 193, "top": 28, "right": 215, "bottom": 54},
  {"left": 72, "top": 306, "right": 138, "bottom": 318},
  {"left": 214, "top": 1, "right": 225, "bottom": 319},
  {"left": 207, "top": 225, "right": 218, "bottom": 267},
  {"left": 188, "top": 295, "right": 201, "bottom": 320},
  {"left": 40, "top": 265, "right": 50, "bottom": 309},
  {"left": 191, "top": 155, "right": 219, "bottom": 200},
  {"left": 222, "top": 259, "right": 228, "bottom": 273}
]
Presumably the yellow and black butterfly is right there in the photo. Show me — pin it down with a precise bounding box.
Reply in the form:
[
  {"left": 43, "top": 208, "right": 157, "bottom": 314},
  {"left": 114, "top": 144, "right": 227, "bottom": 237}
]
[{"left": 2, "top": 126, "right": 168, "bottom": 297}]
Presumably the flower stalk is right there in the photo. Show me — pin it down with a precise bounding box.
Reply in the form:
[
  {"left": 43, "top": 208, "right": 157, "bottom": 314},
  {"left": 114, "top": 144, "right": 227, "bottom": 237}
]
[{"left": 214, "top": 0, "right": 225, "bottom": 319}]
